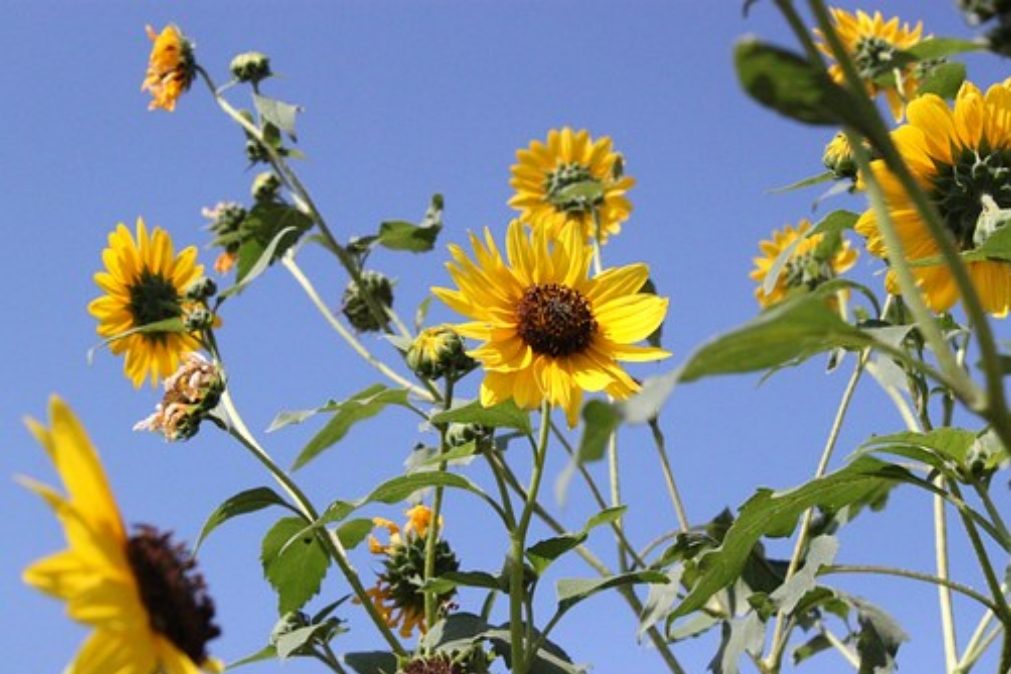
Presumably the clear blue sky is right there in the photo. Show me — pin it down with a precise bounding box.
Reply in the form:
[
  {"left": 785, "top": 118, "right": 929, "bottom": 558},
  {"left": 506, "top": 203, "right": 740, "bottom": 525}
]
[{"left": 3, "top": 2, "right": 1009, "bottom": 672}]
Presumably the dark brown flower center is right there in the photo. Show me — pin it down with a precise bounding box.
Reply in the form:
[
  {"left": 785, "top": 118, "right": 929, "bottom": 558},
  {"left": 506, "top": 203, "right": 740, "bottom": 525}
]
[
  {"left": 402, "top": 655, "right": 465, "bottom": 674},
  {"left": 516, "top": 283, "right": 597, "bottom": 357},
  {"left": 932, "top": 145, "right": 1011, "bottom": 250},
  {"left": 128, "top": 270, "right": 182, "bottom": 342},
  {"left": 126, "top": 525, "right": 220, "bottom": 665}
]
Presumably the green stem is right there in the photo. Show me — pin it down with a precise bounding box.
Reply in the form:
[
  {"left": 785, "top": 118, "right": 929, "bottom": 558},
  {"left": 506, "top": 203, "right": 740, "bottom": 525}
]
[
  {"left": 282, "top": 256, "right": 435, "bottom": 401},
  {"left": 423, "top": 377, "right": 455, "bottom": 630},
  {"left": 934, "top": 478, "right": 959, "bottom": 671},
  {"left": 821, "top": 564, "right": 997, "bottom": 613},
  {"left": 764, "top": 352, "right": 867, "bottom": 671},
  {"left": 320, "top": 643, "right": 350, "bottom": 674},
  {"left": 648, "top": 419, "right": 690, "bottom": 532},
  {"left": 215, "top": 388, "right": 407, "bottom": 656}
]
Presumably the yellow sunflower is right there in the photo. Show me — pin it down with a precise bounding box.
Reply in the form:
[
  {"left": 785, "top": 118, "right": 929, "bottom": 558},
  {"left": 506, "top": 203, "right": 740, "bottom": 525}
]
[
  {"left": 509, "top": 127, "right": 635, "bottom": 243},
  {"left": 815, "top": 8, "right": 925, "bottom": 122},
  {"left": 432, "top": 220, "right": 670, "bottom": 427},
  {"left": 856, "top": 80, "right": 1011, "bottom": 316},
  {"left": 750, "top": 220, "right": 858, "bottom": 308},
  {"left": 363, "top": 505, "right": 457, "bottom": 638},
  {"left": 142, "top": 24, "right": 195, "bottom": 112},
  {"left": 22, "top": 396, "right": 221, "bottom": 674},
  {"left": 89, "top": 218, "right": 204, "bottom": 387}
]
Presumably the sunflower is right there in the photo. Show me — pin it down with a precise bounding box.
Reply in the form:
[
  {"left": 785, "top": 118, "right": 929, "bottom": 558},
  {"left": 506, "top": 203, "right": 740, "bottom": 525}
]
[
  {"left": 856, "top": 80, "right": 1011, "bottom": 315},
  {"left": 89, "top": 218, "right": 205, "bottom": 387},
  {"left": 363, "top": 506, "right": 458, "bottom": 638},
  {"left": 22, "top": 396, "right": 221, "bottom": 674},
  {"left": 509, "top": 127, "right": 635, "bottom": 243},
  {"left": 433, "top": 220, "right": 669, "bottom": 427},
  {"left": 142, "top": 24, "right": 196, "bottom": 112},
  {"left": 815, "top": 8, "right": 925, "bottom": 122},
  {"left": 750, "top": 220, "right": 858, "bottom": 308}
]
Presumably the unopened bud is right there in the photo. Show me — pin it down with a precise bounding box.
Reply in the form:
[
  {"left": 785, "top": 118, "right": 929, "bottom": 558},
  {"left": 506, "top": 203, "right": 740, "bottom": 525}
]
[
  {"left": 341, "top": 271, "right": 394, "bottom": 332},
  {"left": 183, "top": 306, "right": 214, "bottom": 332},
  {"left": 822, "top": 132, "right": 856, "bottom": 180},
  {"left": 446, "top": 423, "right": 491, "bottom": 450},
  {"left": 184, "top": 277, "right": 218, "bottom": 302},
  {"left": 406, "top": 325, "right": 474, "bottom": 380},
  {"left": 230, "top": 51, "right": 272, "bottom": 84},
  {"left": 252, "top": 171, "right": 281, "bottom": 202}
]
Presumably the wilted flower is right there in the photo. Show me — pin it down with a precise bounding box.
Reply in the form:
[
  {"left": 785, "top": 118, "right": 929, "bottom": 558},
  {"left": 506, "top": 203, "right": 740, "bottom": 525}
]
[
  {"left": 135, "top": 353, "right": 224, "bottom": 441},
  {"left": 141, "top": 24, "right": 196, "bottom": 112},
  {"left": 342, "top": 271, "right": 394, "bottom": 333}
]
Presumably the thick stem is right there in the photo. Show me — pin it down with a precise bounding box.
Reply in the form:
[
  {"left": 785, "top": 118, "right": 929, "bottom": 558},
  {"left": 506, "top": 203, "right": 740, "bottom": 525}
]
[{"left": 423, "top": 377, "right": 455, "bottom": 629}]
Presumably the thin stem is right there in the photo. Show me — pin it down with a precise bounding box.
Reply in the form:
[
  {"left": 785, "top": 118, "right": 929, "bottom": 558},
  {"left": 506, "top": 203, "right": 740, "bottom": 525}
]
[
  {"left": 282, "top": 256, "right": 435, "bottom": 401},
  {"left": 957, "top": 624, "right": 1003, "bottom": 673},
  {"left": 820, "top": 565, "right": 998, "bottom": 613},
  {"left": 424, "top": 377, "right": 455, "bottom": 629},
  {"left": 934, "top": 477, "right": 959, "bottom": 671},
  {"left": 821, "top": 625, "right": 861, "bottom": 670},
  {"left": 649, "top": 419, "right": 690, "bottom": 532},
  {"left": 482, "top": 450, "right": 517, "bottom": 528},
  {"left": 764, "top": 352, "right": 867, "bottom": 671},
  {"left": 217, "top": 389, "right": 407, "bottom": 655},
  {"left": 321, "top": 643, "right": 350, "bottom": 674}
]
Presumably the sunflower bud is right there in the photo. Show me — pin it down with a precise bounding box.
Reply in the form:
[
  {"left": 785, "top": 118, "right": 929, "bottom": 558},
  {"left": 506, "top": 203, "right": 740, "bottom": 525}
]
[
  {"left": 406, "top": 326, "right": 475, "bottom": 380},
  {"left": 134, "top": 354, "right": 224, "bottom": 442},
  {"left": 341, "top": 271, "right": 394, "bottom": 332},
  {"left": 269, "top": 611, "right": 311, "bottom": 647},
  {"left": 822, "top": 132, "right": 856, "bottom": 180},
  {"left": 183, "top": 306, "right": 215, "bottom": 332},
  {"left": 445, "top": 423, "right": 491, "bottom": 450},
  {"left": 184, "top": 277, "right": 218, "bottom": 302},
  {"left": 230, "top": 51, "right": 272, "bottom": 84},
  {"left": 252, "top": 171, "right": 281, "bottom": 202}
]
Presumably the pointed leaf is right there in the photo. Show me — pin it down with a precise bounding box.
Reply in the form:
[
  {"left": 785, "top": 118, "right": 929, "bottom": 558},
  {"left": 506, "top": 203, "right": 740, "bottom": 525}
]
[
  {"left": 430, "top": 398, "right": 532, "bottom": 434},
  {"left": 253, "top": 93, "right": 301, "bottom": 139},
  {"left": 195, "top": 487, "right": 289, "bottom": 552},
  {"left": 556, "top": 570, "right": 668, "bottom": 613}
]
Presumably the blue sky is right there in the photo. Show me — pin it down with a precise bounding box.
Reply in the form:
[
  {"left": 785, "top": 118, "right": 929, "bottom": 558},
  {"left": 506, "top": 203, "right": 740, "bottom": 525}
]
[{"left": 3, "top": 1, "right": 1010, "bottom": 672}]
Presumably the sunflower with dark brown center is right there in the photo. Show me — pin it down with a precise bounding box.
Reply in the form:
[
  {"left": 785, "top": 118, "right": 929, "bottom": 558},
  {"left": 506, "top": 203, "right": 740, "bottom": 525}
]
[
  {"left": 21, "top": 396, "right": 222, "bottom": 674},
  {"left": 433, "top": 220, "right": 670, "bottom": 426}
]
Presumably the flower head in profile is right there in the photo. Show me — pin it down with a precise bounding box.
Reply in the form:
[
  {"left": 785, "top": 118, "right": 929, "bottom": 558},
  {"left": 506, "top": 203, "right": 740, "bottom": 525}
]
[
  {"left": 363, "top": 505, "right": 458, "bottom": 638},
  {"left": 856, "top": 80, "right": 1011, "bottom": 315},
  {"left": 750, "top": 220, "right": 858, "bottom": 308},
  {"left": 815, "top": 8, "right": 925, "bottom": 122},
  {"left": 89, "top": 218, "right": 205, "bottom": 387},
  {"left": 142, "top": 24, "right": 196, "bottom": 112},
  {"left": 22, "top": 396, "right": 221, "bottom": 674},
  {"left": 433, "top": 220, "right": 669, "bottom": 426},
  {"left": 509, "top": 128, "right": 635, "bottom": 243},
  {"left": 134, "top": 353, "right": 225, "bottom": 442}
]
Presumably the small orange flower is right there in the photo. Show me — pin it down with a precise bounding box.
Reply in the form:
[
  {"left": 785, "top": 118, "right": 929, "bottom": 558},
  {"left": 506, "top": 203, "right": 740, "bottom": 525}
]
[{"left": 141, "top": 25, "right": 195, "bottom": 112}]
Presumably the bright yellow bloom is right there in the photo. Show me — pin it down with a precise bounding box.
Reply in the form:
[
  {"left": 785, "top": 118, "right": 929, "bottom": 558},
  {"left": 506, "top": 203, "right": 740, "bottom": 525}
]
[
  {"left": 22, "top": 396, "right": 221, "bottom": 674},
  {"left": 363, "top": 506, "right": 457, "bottom": 637},
  {"left": 433, "top": 220, "right": 670, "bottom": 427},
  {"left": 750, "top": 220, "right": 858, "bottom": 308},
  {"left": 815, "top": 8, "right": 925, "bottom": 122},
  {"left": 142, "top": 24, "right": 195, "bottom": 112},
  {"left": 509, "top": 128, "right": 635, "bottom": 243},
  {"left": 88, "top": 218, "right": 204, "bottom": 387},
  {"left": 856, "top": 81, "right": 1011, "bottom": 315}
]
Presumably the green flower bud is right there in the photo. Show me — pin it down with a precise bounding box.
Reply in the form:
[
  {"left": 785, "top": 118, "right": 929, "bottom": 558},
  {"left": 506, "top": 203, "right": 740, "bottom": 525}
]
[
  {"left": 822, "top": 132, "right": 856, "bottom": 180},
  {"left": 230, "top": 51, "right": 272, "bottom": 84},
  {"left": 183, "top": 306, "right": 215, "bottom": 332},
  {"left": 252, "top": 171, "right": 281, "bottom": 202},
  {"left": 405, "top": 325, "right": 475, "bottom": 380},
  {"left": 184, "top": 277, "right": 218, "bottom": 302},
  {"left": 245, "top": 138, "right": 270, "bottom": 164},
  {"left": 341, "top": 271, "right": 394, "bottom": 332},
  {"left": 445, "top": 423, "right": 491, "bottom": 450}
]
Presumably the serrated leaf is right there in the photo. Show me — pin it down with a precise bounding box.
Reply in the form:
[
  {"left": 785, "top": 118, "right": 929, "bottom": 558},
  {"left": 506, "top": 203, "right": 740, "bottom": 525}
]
[
  {"left": 335, "top": 518, "right": 374, "bottom": 550},
  {"left": 253, "top": 93, "right": 301, "bottom": 139},
  {"left": 261, "top": 517, "right": 330, "bottom": 614},
  {"left": 292, "top": 385, "right": 411, "bottom": 470},
  {"left": 344, "top": 651, "right": 398, "bottom": 674},
  {"left": 916, "top": 61, "right": 966, "bottom": 100},
  {"left": 556, "top": 570, "right": 668, "bottom": 613},
  {"left": 430, "top": 398, "right": 532, "bottom": 434},
  {"left": 670, "top": 458, "right": 906, "bottom": 621},
  {"left": 195, "top": 487, "right": 289, "bottom": 552}
]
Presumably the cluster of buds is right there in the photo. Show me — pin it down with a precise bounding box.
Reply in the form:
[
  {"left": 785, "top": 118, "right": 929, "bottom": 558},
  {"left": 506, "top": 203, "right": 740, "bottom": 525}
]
[
  {"left": 957, "top": 0, "right": 1011, "bottom": 55},
  {"left": 134, "top": 354, "right": 224, "bottom": 442},
  {"left": 342, "top": 270, "right": 394, "bottom": 332},
  {"left": 406, "top": 326, "right": 475, "bottom": 381},
  {"left": 203, "top": 202, "right": 248, "bottom": 274},
  {"left": 229, "top": 51, "right": 272, "bottom": 85},
  {"left": 252, "top": 171, "right": 281, "bottom": 202}
]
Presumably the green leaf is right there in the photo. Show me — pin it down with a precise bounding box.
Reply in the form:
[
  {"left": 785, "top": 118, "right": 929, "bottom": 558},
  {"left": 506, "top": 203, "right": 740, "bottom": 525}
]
[
  {"left": 856, "top": 428, "right": 977, "bottom": 476},
  {"left": 224, "top": 224, "right": 300, "bottom": 298},
  {"left": 916, "top": 61, "right": 966, "bottom": 100},
  {"left": 809, "top": 209, "right": 859, "bottom": 237},
  {"left": 762, "top": 235, "right": 804, "bottom": 296},
  {"left": 769, "top": 171, "right": 836, "bottom": 194},
  {"left": 344, "top": 651, "right": 398, "bottom": 674},
  {"left": 710, "top": 613, "right": 766, "bottom": 674},
  {"left": 484, "top": 627, "right": 587, "bottom": 674},
  {"left": 423, "top": 570, "right": 505, "bottom": 594},
  {"left": 365, "top": 471, "right": 485, "bottom": 504},
  {"left": 195, "top": 487, "right": 289, "bottom": 552},
  {"left": 261, "top": 517, "right": 330, "bottom": 614},
  {"left": 574, "top": 400, "right": 622, "bottom": 464},
  {"left": 275, "top": 621, "right": 345, "bottom": 660},
  {"left": 793, "top": 634, "right": 832, "bottom": 666},
  {"left": 670, "top": 458, "right": 906, "bottom": 621},
  {"left": 253, "top": 93, "right": 301, "bottom": 139},
  {"left": 416, "top": 440, "right": 479, "bottom": 468},
  {"left": 768, "top": 535, "right": 838, "bottom": 613},
  {"left": 853, "top": 596, "right": 908, "bottom": 674},
  {"left": 87, "top": 317, "right": 187, "bottom": 364},
  {"left": 430, "top": 398, "right": 532, "bottom": 434},
  {"left": 378, "top": 194, "right": 444, "bottom": 252},
  {"left": 335, "top": 518, "right": 374, "bottom": 550},
  {"left": 526, "top": 506, "right": 627, "bottom": 575},
  {"left": 292, "top": 385, "right": 411, "bottom": 470},
  {"left": 734, "top": 39, "right": 883, "bottom": 146},
  {"left": 668, "top": 611, "right": 721, "bottom": 642},
  {"left": 905, "top": 37, "right": 984, "bottom": 60},
  {"left": 226, "top": 645, "right": 277, "bottom": 670},
  {"left": 556, "top": 570, "right": 668, "bottom": 613},
  {"left": 638, "top": 568, "right": 685, "bottom": 639}
]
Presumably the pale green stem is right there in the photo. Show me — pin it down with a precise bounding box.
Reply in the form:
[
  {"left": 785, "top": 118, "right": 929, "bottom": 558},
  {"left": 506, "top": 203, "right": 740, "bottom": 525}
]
[
  {"left": 764, "top": 351, "right": 868, "bottom": 671},
  {"left": 423, "top": 377, "right": 455, "bottom": 630},
  {"left": 822, "top": 625, "right": 861, "bottom": 670},
  {"left": 281, "top": 256, "right": 435, "bottom": 401},
  {"left": 821, "top": 565, "right": 997, "bottom": 614},
  {"left": 649, "top": 420, "right": 690, "bottom": 532},
  {"left": 935, "top": 478, "right": 959, "bottom": 671},
  {"left": 216, "top": 388, "right": 407, "bottom": 656}
]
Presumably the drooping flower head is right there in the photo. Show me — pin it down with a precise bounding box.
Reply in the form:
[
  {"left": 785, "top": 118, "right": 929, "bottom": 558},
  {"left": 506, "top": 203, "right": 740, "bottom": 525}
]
[
  {"left": 856, "top": 80, "right": 1011, "bottom": 315},
  {"left": 142, "top": 24, "right": 196, "bottom": 112},
  {"left": 433, "top": 220, "right": 669, "bottom": 426},
  {"left": 364, "top": 506, "right": 458, "bottom": 638},
  {"left": 134, "top": 353, "right": 225, "bottom": 442},
  {"left": 750, "top": 220, "right": 858, "bottom": 308},
  {"left": 89, "top": 218, "right": 205, "bottom": 387},
  {"left": 509, "top": 128, "right": 635, "bottom": 243},
  {"left": 815, "top": 8, "right": 925, "bottom": 122},
  {"left": 22, "top": 396, "right": 221, "bottom": 674}
]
